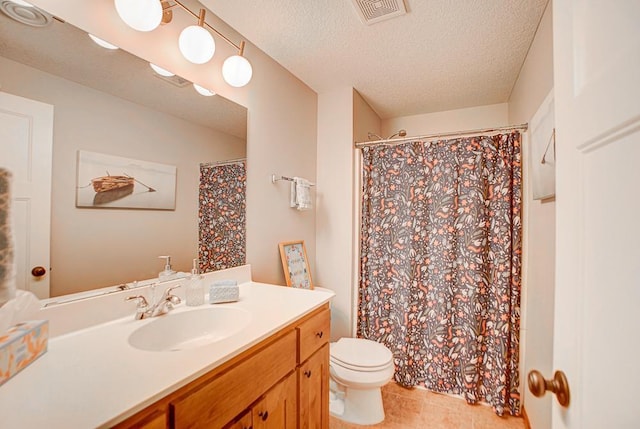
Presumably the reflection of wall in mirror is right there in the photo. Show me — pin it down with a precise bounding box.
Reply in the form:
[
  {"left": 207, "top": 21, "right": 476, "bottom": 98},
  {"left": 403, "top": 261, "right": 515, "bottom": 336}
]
[{"left": 0, "top": 55, "right": 247, "bottom": 297}]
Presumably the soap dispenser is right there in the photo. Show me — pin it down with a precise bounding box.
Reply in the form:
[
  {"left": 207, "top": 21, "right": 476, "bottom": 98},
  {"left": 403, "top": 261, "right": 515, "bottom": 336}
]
[
  {"left": 185, "top": 258, "right": 204, "bottom": 306},
  {"left": 158, "top": 255, "right": 177, "bottom": 281}
]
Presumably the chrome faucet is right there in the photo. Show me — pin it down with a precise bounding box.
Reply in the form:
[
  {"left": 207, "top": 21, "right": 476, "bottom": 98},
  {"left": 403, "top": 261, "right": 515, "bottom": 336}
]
[{"left": 126, "top": 284, "right": 182, "bottom": 320}]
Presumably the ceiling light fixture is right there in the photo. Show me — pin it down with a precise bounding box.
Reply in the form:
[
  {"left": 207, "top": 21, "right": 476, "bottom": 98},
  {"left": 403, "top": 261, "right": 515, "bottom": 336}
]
[
  {"left": 178, "top": 8, "right": 215, "bottom": 64},
  {"left": 114, "top": 0, "right": 164, "bottom": 32},
  {"left": 88, "top": 34, "right": 119, "bottom": 50},
  {"left": 113, "top": 0, "right": 253, "bottom": 87},
  {"left": 222, "top": 41, "right": 252, "bottom": 88},
  {"left": 149, "top": 63, "right": 175, "bottom": 77},
  {"left": 193, "top": 83, "right": 215, "bottom": 97}
]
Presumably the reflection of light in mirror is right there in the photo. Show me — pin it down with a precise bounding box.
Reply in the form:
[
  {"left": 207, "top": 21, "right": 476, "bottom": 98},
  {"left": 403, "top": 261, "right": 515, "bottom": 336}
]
[
  {"left": 88, "top": 34, "right": 119, "bottom": 50},
  {"left": 114, "top": 0, "right": 162, "bottom": 32},
  {"left": 222, "top": 54, "right": 253, "bottom": 88},
  {"left": 193, "top": 83, "right": 215, "bottom": 97},
  {"left": 179, "top": 24, "right": 216, "bottom": 64},
  {"left": 149, "top": 63, "right": 174, "bottom": 77}
]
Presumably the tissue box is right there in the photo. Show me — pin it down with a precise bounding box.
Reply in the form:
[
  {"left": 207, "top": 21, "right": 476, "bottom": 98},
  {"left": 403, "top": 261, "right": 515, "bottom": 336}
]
[
  {"left": 209, "top": 280, "right": 239, "bottom": 304},
  {"left": 0, "top": 320, "right": 48, "bottom": 386}
]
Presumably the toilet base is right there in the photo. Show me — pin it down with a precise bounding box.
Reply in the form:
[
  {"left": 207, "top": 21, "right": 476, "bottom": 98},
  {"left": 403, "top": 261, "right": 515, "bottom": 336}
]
[{"left": 330, "top": 384, "right": 385, "bottom": 425}]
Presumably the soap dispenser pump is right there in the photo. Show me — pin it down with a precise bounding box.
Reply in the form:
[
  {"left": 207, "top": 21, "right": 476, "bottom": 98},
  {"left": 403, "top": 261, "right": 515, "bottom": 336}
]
[
  {"left": 158, "top": 255, "right": 177, "bottom": 281},
  {"left": 185, "top": 258, "right": 204, "bottom": 306}
]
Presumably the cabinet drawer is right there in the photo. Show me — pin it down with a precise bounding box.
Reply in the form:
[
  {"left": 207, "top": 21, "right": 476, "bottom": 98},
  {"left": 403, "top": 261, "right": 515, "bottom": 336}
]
[
  {"left": 297, "top": 308, "right": 330, "bottom": 363},
  {"left": 115, "top": 409, "right": 166, "bottom": 429},
  {"left": 171, "top": 329, "right": 297, "bottom": 428}
]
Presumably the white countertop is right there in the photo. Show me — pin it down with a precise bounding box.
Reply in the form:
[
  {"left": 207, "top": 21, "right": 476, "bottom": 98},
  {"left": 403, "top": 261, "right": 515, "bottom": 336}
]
[{"left": 0, "top": 279, "right": 333, "bottom": 429}]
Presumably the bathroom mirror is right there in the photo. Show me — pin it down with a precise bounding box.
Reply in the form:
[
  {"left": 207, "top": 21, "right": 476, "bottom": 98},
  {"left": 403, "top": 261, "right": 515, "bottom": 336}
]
[{"left": 0, "top": 5, "right": 247, "bottom": 299}]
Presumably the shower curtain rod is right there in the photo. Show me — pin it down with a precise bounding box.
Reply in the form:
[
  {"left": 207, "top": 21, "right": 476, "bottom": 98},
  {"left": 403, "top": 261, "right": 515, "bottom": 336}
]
[
  {"left": 354, "top": 123, "right": 528, "bottom": 149},
  {"left": 200, "top": 157, "right": 246, "bottom": 167}
]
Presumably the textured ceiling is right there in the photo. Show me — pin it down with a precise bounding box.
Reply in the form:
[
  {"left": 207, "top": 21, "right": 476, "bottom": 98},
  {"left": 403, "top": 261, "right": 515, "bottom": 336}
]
[
  {"left": 0, "top": 7, "right": 247, "bottom": 139},
  {"left": 202, "top": 0, "right": 549, "bottom": 119}
]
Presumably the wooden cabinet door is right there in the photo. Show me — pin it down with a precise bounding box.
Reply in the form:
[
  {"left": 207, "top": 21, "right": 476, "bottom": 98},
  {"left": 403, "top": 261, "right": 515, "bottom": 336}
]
[
  {"left": 299, "top": 344, "right": 329, "bottom": 429},
  {"left": 252, "top": 372, "right": 297, "bottom": 429},
  {"left": 225, "top": 409, "right": 253, "bottom": 429}
]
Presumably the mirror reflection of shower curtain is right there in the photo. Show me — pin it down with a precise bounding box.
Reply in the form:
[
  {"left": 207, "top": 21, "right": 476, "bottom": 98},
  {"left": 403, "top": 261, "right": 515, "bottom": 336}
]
[
  {"left": 198, "top": 160, "right": 246, "bottom": 272},
  {"left": 358, "top": 132, "right": 522, "bottom": 416}
]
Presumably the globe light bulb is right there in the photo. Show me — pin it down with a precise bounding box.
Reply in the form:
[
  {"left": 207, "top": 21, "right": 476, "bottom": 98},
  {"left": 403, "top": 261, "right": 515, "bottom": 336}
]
[
  {"left": 222, "top": 55, "right": 253, "bottom": 87},
  {"left": 88, "top": 34, "right": 119, "bottom": 50},
  {"left": 149, "top": 63, "right": 174, "bottom": 77},
  {"left": 114, "top": 0, "right": 162, "bottom": 32},
  {"left": 178, "top": 25, "right": 215, "bottom": 64},
  {"left": 193, "top": 83, "right": 215, "bottom": 97}
]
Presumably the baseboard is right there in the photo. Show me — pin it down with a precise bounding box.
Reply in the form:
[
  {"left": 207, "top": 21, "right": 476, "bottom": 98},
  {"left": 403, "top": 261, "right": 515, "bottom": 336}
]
[{"left": 522, "top": 405, "right": 532, "bottom": 429}]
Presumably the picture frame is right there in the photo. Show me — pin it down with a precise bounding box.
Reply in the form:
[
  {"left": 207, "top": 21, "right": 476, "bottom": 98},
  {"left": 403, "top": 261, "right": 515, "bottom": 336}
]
[
  {"left": 76, "top": 150, "right": 177, "bottom": 210},
  {"left": 278, "top": 240, "right": 313, "bottom": 289}
]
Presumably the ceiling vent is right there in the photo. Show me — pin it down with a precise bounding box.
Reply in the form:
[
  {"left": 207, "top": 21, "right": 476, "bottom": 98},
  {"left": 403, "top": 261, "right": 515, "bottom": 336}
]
[
  {"left": 154, "top": 74, "right": 190, "bottom": 88},
  {"left": 350, "top": 0, "right": 407, "bottom": 25},
  {"left": 0, "top": 0, "right": 52, "bottom": 27}
]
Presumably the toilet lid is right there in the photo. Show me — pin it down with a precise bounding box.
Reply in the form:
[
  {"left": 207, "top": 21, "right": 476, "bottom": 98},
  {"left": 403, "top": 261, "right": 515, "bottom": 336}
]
[{"left": 330, "top": 338, "right": 393, "bottom": 370}]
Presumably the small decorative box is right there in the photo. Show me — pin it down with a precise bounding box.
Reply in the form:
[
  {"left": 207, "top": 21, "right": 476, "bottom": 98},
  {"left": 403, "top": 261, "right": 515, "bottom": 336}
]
[
  {"left": 209, "top": 280, "right": 239, "bottom": 304},
  {"left": 0, "top": 320, "right": 49, "bottom": 386}
]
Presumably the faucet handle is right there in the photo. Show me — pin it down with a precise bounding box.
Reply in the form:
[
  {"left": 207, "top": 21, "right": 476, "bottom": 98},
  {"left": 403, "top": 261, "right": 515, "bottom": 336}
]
[
  {"left": 125, "top": 295, "right": 149, "bottom": 308},
  {"left": 164, "top": 284, "right": 182, "bottom": 305}
]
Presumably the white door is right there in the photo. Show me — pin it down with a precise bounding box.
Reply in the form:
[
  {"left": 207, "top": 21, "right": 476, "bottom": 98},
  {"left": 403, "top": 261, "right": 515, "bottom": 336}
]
[
  {"left": 0, "top": 92, "right": 53, "bottom": 299},
  {"left": 551, "top": 1, "right": 640, "bottom": 428}
]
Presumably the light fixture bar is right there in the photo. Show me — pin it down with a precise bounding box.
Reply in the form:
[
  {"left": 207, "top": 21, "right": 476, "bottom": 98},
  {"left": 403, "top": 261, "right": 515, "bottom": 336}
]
[
  {"left": 172, "top": 0, "right": 243, "bottom": 52},
  {"left": 197, "top": 8, "right": 205, "bottom": 26}
]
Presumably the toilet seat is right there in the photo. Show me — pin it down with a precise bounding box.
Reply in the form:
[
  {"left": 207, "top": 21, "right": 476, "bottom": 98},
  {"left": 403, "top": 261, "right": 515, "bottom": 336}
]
[{"left": 330, "top": 338, "right": 393, "bottom": 372}]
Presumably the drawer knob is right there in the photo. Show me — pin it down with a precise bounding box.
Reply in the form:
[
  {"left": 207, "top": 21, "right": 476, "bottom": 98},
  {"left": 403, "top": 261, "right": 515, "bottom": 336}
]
[
  {"left": 316, "top": 331, "right": 323, "bottom": 338},
  {"left": 304, "top": 370, "right": 312, "bottom": 378},
  {"left": 258, "top": 411, "right": 269, "bottom": 421}
]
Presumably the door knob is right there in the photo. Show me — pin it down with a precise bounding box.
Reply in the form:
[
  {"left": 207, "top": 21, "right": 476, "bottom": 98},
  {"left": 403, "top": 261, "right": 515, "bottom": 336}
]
[
  {"left": 31, "top": 266, "right": 47, "bottom": 277},
  {"left": 528, "top": 369, "right": 570, "bottom": 407}
]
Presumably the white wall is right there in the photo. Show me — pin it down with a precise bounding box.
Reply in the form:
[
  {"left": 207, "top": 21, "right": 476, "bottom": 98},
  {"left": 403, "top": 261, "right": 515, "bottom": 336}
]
[
  {"left": 316, "top": 87, "right": 356, "bottom": 340},
  {"left": 29, "top": 0, "right": 318, "bottom": 287},
  {"left": 0, "top": 56, "right": 245, "bottom": 296},
  {"left": 316, "top": 88, "right": 382, "bottom": 341},
  {"left": 508, "top": 2, "right": 555, "bottom": 428},
  {"left": 382, "top": 103, "right": 509, "bottom": 137}
]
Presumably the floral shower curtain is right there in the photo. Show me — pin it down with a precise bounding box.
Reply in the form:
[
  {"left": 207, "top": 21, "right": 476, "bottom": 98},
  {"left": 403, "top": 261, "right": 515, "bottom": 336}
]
[
  {"left": 198, "top": 160, "right": 246, "bottom": 272},
  {"left": 358, "top": 132, "right": 522, "bottom": 416}
]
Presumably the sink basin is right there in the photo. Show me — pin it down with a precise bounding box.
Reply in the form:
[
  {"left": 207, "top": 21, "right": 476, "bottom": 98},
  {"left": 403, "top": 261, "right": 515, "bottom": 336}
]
[{"left": 128, "top": 307, "right": 251, "bottom": 352}]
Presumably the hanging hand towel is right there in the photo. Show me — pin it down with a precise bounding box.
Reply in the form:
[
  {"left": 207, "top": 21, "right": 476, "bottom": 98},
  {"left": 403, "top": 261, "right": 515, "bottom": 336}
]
[
  {"left": 291, "top": 177, "right": 313, "bottom": 211},
  {"left": 0, "top": 168, "right": 16, "bottom": 307}
]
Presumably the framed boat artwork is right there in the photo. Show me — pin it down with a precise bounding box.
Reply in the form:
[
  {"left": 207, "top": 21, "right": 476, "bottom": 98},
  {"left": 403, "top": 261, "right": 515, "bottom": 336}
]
[{"left": 76, "top": 150, "right": 176, "bottom": 210}]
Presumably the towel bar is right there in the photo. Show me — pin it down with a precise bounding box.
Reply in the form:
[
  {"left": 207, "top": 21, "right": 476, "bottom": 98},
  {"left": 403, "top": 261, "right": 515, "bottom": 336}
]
[{"left": 271, "top": 174, "right": 315, "bottom": 186}]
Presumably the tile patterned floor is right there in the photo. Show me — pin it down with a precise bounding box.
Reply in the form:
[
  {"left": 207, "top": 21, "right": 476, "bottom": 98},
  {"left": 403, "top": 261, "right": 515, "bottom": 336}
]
[{"left": 330, "top": 382, "right": 525, "bottom": 429}]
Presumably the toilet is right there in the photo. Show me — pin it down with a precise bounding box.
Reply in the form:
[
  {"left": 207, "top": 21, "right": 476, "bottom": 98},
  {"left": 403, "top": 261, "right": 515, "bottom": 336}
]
[
  {"left": 312, "top": 287, "right": 395, "bottom": 425},
  {"left": 329, "top": 337, "right": 395, "bottom": 425}
]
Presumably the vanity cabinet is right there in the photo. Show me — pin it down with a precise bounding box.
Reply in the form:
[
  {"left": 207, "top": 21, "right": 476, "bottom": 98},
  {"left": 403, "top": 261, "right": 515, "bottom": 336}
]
[
  {"left": 226, "top": 372, "right": 297, "bottom": 429},
  {"left": 113, "top": 304, "right": 329, "bottom": 429},
  {"left": 298, "top": 344, "right": 329, "bottom": 429},
  {"left": 296, "top": 308, "right": 331, "bottom": 429}
]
